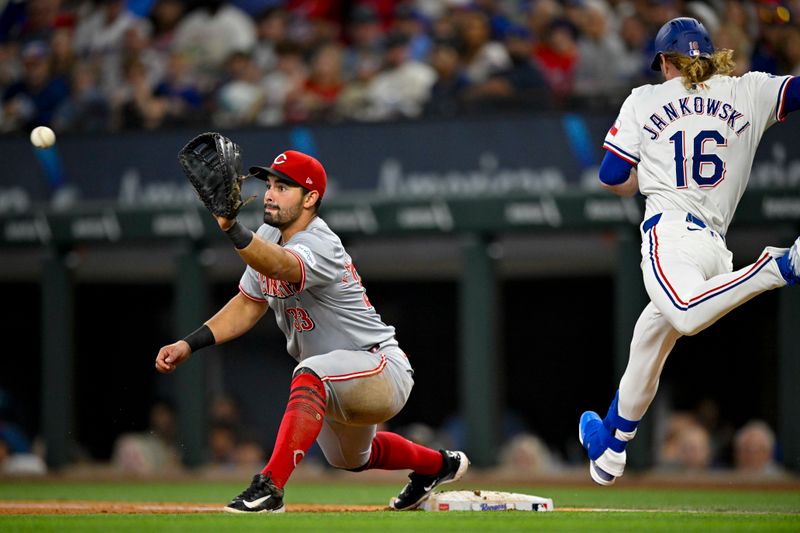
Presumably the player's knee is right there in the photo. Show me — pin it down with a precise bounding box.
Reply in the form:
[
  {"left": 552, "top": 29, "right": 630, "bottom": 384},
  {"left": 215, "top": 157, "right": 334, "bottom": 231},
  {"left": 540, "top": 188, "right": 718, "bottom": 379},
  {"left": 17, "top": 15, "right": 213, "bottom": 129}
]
[
  {"left": 318, "top": 441, "right": 371, "bottom": 471},
  {"left": 343, "top": 460, "right": 370, "bottom": 472},
  {"left": 326, "top": 454, "right": 368, "bottom": 471},
  {"left": 668, "top": 315, "right": 703, "bottom": 336}
]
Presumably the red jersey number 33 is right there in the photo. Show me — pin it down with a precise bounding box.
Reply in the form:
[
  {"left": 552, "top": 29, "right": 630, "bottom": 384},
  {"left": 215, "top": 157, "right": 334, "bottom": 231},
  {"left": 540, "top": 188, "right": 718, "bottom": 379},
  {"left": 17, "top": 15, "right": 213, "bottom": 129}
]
[{"left": 286, "top": 307, "right": 315, "bottom": 332}]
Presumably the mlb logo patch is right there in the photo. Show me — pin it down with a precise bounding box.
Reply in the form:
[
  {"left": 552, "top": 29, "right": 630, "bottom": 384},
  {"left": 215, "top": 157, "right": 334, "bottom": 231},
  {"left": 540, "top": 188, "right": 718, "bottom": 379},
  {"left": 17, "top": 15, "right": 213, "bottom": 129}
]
[
  {"left": 609, "top": 118, "right": 621, "bottom": 136},
  {"left": 688, "top": 41, "right": 700, "bottom": 57}
]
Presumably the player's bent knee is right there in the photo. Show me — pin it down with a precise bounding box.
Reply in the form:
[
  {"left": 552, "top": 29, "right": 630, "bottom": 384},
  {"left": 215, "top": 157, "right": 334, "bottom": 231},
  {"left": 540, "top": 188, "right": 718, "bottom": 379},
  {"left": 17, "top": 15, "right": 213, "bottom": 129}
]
[
  {"left": 343, "top": 460, "right": 370, "bottom": 472},
  {"left": 671, "top": 321, "right": 703, "bottom": 337},
  {"left": 664, "top": 314, "right": 705, "bottom": 337},
  {"left": 325, "top": 454, "right": 369, "bottom": 471}
]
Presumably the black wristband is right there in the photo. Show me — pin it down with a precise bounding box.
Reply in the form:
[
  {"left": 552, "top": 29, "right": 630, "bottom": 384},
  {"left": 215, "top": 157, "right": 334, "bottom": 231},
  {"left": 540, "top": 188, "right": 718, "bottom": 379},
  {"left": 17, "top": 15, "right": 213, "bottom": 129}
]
[
  {"left": 183, "top": 324, "right": 215, "bottom": 353},
  {"left": 225, "top": 221, "right": 254, "bottom": 249}
]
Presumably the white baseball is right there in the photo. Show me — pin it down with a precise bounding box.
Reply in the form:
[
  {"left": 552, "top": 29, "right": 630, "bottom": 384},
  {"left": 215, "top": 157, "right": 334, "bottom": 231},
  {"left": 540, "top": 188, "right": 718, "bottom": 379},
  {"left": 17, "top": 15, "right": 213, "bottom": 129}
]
[{"left": 30, "top": 126, "right": 56, "bottom": 148}]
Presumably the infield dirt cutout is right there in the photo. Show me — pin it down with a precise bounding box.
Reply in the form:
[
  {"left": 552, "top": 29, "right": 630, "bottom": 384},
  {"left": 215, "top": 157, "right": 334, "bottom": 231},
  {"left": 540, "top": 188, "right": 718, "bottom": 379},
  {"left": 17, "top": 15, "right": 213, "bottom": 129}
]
[
  {"left": 1, "top": 501, "right": 612, "bottom": 514},
  {"left": 0, "top": 501, "right": 387, "bottom": 514},
  {"left": 0, "top": 501, "right": 600, "bottom": 514},
  {"left": 1, "top": 501, "right": 793, "bottom": 515}
]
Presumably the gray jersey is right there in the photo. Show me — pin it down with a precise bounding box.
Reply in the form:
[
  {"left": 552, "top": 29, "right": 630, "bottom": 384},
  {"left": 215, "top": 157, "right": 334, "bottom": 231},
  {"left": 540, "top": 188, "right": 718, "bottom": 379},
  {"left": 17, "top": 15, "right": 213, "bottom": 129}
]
[{"left": 239, "top": 217, "right": 396, "bottom": 361}]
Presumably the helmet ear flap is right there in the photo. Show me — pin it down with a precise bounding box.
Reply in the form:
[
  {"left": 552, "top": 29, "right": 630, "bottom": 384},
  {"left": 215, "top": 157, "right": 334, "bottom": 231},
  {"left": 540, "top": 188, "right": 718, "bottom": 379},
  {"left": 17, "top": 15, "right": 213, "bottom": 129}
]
[{"left": 650, "top": 52, "right": 662, "bottom": 71}]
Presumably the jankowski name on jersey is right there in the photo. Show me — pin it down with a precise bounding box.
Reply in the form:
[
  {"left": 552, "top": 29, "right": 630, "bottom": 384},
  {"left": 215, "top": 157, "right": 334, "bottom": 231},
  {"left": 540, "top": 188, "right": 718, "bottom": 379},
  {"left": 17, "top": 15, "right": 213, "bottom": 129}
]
[{"left": 643, "top": 94, "right": 751, "bottom": 140}]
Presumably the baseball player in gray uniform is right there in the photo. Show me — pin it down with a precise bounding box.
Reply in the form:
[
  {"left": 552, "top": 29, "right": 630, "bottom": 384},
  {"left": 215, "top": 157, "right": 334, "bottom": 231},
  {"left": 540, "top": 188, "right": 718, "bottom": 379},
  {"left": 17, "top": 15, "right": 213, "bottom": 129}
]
[
  {"left": 579, "top": 17, "right": 800, "bottom": 486},
  {"left": 155, "top": 150, "right": 468, "bottom": 512}
]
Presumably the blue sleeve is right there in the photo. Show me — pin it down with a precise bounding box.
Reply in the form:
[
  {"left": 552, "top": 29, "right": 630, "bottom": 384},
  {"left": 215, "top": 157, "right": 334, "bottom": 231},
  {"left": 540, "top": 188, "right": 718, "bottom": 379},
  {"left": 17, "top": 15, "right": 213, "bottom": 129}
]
[
  {"left": 784, "top": 76, "right": 800, "bottom": 115},
  {"left": 599, "top": 150, "right": 635, "bottom": 186}
]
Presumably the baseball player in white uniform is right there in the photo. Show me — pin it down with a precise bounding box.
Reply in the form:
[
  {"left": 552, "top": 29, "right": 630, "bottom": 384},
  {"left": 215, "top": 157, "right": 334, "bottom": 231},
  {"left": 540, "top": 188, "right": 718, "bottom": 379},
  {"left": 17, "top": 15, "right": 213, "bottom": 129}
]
[
  {"left": 155, "top": 150, "right": 468, "bottom": 511},
  {"left": 579, "top": 17, "right": 800, "bottom": 486}
]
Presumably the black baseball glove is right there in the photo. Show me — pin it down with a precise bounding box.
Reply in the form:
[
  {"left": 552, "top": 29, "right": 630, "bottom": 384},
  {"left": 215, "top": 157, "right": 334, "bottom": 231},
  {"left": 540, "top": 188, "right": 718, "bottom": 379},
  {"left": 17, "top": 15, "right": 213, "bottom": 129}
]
[{"left": 178, "top": 132, "right": 256, "bottom": 218}]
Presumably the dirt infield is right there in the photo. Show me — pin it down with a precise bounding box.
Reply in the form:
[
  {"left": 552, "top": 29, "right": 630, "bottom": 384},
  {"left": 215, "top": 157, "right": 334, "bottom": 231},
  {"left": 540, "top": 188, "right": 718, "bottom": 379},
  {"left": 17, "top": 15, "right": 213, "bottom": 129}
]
[
  {"left": 0, "top": 501, "right": 387, "bottom": 514},
  {"left": 0, "top": 501, "right": 646, "bottom": 514},
  {"left": 1, "top": 501, "right": 795, "bottom": 515}
]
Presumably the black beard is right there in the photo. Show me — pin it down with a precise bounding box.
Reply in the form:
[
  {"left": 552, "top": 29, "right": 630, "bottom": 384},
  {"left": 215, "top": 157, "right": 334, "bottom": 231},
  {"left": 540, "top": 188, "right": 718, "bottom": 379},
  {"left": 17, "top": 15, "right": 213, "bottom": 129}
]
[
  {"left": 264, "top": 202, "right": 302, "bottom": 229},
  {"left": 264, "top": 213, "right": 287, "bottom": 229}
]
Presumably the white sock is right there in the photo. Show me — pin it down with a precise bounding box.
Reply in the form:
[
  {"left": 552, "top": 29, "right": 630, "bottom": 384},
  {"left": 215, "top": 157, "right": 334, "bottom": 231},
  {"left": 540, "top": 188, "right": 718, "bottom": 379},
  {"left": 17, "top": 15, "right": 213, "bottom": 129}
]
[{"left": 614, "top": 428, "right": 637, "bottom": 442}]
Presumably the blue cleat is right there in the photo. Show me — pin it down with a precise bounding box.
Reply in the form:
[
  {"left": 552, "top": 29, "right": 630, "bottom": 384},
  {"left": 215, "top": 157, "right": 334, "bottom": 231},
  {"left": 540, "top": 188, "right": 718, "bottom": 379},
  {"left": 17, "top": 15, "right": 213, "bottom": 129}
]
[
  {"left": 579, "top": 393, "right": 640, "bottom": 487},
  {"left": 578, "top": 411, "right": 620, "bottom": 486},
  {"left": 578, "top": 411, "right": 604, "bottom": 460},
  {"left": 776, "top": 237, "right": 800, "bottom": 285}
]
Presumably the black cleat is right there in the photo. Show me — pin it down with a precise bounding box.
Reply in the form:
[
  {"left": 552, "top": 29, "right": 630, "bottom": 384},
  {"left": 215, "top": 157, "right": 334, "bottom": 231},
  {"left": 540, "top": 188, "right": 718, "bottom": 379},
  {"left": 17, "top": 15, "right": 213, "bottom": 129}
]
[
  {"left": 390, "top": 450, "right": 469, "bottom": 510},
  {"left": 224, "top": 473, "right": 285, "bottom": 513}
]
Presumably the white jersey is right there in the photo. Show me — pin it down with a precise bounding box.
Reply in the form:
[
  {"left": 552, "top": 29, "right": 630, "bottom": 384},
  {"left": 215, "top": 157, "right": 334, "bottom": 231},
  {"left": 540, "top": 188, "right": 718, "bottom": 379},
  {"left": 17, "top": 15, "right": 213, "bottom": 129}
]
[{"left": 604, "top": 72, "right": 794, "bottom": 235}]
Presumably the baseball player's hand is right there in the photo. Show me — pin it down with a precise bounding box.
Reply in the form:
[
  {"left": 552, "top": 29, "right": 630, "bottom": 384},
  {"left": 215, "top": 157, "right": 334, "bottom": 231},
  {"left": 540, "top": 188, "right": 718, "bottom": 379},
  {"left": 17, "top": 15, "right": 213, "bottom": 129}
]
[
  {"left": 214, "top": 215, "right": 235, "bottom": 231},
  {"left": 155, "top": 341, "right": 192, "bottom": 374}
]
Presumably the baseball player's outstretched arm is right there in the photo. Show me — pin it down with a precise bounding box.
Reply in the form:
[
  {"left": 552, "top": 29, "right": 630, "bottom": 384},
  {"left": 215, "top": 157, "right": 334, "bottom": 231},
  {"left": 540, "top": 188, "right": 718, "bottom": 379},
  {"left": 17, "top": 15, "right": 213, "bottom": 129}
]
[
  {"left": 206, "top": 292, "right": 269, "bottom": 344},
  {"left": 155, "top": 293, "right": 268, "bottom": 373},
  {"left": 234, "top": 237, "right": 303, "bottom": 283},
  {"left": 215, "top": 215, "right": 303, "bottom": 283}
]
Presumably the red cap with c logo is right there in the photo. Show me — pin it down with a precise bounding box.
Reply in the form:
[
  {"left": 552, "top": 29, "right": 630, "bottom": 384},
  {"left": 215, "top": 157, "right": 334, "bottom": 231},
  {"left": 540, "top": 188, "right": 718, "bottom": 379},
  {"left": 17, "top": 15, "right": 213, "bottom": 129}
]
[{"left": 250, "top": 150, "right": 327, "bottom": 199}]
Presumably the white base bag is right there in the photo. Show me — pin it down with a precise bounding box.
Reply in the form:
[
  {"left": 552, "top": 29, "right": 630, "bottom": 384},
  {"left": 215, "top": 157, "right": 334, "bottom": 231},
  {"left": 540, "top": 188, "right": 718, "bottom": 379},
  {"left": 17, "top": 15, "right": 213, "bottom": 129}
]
[{"left": 418, "top": 490, "right": 554, "bottom": 512}]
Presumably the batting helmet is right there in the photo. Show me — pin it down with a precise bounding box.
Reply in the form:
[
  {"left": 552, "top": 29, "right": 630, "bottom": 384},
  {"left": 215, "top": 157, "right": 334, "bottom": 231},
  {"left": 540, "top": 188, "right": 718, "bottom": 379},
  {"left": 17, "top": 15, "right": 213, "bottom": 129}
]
[{"left": 650, "top": 17, "right": 714, "bottom": 71}]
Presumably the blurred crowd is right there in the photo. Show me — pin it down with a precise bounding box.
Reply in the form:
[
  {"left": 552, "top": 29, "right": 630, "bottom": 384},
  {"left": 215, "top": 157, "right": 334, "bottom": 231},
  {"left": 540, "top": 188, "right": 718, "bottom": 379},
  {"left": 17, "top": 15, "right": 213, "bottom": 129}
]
[
  {"left": 101, "top": 397, "right": 793, "bottom": 479},
  {"left": 419, "top": 400, "right": 793, "bottom": 480},
  {"left": 110, "top": 396, "right": 266, "bottom": 475},
  {"left": 651, "top": 399, "right": 789, "bottom": 478},
  {"left": 0, "top": 385, "right": 792, "bottom": 479},
  {"left": 1, "top": 0, "right": 800, "bottom": 135}
]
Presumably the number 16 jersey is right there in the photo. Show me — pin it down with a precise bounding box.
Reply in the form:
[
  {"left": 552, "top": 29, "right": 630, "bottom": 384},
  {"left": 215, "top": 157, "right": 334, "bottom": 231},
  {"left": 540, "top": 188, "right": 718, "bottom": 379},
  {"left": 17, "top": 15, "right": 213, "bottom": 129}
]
[{"left": 604, "top": 72, "right": 794, "bottom": 235}]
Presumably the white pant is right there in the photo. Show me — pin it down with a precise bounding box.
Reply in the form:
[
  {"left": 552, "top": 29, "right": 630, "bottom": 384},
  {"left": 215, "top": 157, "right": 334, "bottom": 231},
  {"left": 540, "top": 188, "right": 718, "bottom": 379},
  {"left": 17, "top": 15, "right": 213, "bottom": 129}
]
[{"left": 617, "top": 211, "right": 787, "bottom": 420}]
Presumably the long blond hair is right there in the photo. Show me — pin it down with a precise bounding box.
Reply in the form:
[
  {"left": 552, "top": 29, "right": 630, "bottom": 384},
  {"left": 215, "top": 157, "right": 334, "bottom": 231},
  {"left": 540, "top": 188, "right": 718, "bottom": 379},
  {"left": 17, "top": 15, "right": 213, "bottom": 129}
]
[{"left": 663, "top": 49, "right": 736, "bottom": 89}]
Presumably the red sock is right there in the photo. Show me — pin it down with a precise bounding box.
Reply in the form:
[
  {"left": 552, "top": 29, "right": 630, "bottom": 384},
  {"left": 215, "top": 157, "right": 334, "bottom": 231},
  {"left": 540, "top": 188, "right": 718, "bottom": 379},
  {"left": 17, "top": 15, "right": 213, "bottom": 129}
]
[
  {"left": 261, "top": 372, "right": 326, "bottom": 488},
  {"left": 361, "top": 431, "right": 443, "bottom": 475}
]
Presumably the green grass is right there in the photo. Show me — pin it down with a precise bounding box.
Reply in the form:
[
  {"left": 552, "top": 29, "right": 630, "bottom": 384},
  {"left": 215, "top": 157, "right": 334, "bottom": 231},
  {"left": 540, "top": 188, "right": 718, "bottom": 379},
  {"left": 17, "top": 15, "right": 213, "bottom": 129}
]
[
  {"left": 2, "top": 482, "right": 799, "bottom": 512},
  {"left": 1, "top": 481, "right": 799, "bottom": 532},
  {"left": 3, "top": 513, "right": 800, "bottom": 533}
]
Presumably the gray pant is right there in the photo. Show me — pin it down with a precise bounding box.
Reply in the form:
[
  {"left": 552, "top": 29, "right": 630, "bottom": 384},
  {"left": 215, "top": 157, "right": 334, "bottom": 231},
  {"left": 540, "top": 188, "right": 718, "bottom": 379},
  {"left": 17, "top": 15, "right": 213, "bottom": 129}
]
[{"left": 295, "top": 343, "right": 414, "bottom": 469}]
